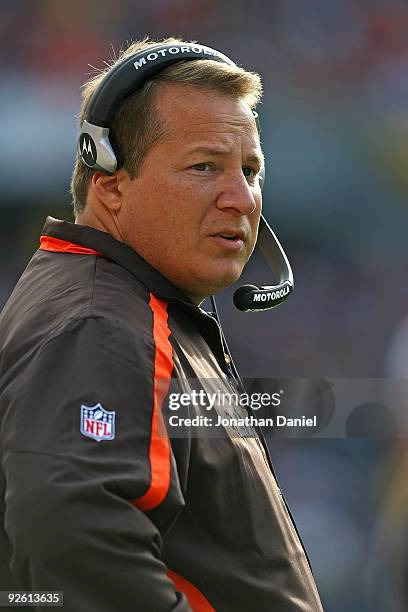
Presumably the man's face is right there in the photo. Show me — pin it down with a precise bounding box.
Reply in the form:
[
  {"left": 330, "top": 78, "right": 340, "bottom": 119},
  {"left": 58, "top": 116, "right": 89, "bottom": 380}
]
[{"left": 117, "top": 84, "right": 263, "bottom": 303}]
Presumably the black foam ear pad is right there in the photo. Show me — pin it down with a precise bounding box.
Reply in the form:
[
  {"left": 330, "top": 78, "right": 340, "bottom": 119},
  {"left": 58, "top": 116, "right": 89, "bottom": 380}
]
[{"left": 107, "top": 129, "right": 123, "bottom": 170}]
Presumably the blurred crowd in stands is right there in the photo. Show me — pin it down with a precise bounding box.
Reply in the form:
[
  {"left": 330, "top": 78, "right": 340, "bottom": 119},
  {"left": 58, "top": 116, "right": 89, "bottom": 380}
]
[{"left": 2, "top": 1, "right": 408, "bottom": 610}]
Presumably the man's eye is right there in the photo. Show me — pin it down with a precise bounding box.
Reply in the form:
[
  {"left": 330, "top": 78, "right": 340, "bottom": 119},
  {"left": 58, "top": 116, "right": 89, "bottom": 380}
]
[
  {"left": 192, "top": 163, "right": 211, "bottom": 171},
  {"left": 242, "top": 167, "right": 256, "bottom": 178}
]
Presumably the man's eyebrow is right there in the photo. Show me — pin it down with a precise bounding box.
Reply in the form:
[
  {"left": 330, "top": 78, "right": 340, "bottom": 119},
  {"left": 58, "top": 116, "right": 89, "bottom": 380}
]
[
  {"left": 186, "top": 146, "right": 264, "bottom": 167},
  {"left": 246, "top": 152, "right": 265, "bottom": 168}
]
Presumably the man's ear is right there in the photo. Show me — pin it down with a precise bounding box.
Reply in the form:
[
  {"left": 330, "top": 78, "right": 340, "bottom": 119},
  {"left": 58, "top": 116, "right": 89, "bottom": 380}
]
[{"left": 91, "top": 169, "right": 131, "bottom": 212}]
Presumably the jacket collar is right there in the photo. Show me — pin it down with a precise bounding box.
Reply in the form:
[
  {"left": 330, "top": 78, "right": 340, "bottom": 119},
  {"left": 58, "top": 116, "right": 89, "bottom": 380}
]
[{"left": 41, "top": 217, "right": 196, "bottom": 307}]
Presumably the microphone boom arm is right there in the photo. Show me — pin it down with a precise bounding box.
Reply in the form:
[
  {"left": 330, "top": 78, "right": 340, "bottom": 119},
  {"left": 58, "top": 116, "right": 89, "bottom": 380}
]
[{"left": 233, "top": 214, "right": 294, "bottom": 312}]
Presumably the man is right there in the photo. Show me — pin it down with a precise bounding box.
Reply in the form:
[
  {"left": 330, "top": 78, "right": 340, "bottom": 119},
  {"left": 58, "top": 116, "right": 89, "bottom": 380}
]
[{"left": 0, "top": 38, "right": 323, "bottom": 611}]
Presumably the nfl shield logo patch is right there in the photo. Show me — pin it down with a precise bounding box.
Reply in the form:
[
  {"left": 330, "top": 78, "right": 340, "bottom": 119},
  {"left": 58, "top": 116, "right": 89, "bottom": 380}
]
[{"left": 80, "top": 403, "right": 116, "bottom": 442}]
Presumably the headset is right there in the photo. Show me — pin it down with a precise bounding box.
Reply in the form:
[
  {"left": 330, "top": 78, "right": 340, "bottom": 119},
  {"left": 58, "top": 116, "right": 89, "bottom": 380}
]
[{"left": 78, "top": 41, "right": 294, "bottom": 313}]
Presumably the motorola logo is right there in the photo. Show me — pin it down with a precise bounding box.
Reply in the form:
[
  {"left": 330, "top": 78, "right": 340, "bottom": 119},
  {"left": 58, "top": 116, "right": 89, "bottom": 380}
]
[
  {"left": 79, "top": 133, "right": 97, "bottom": 167},
  {"left": 252, "top": 285, "right": 290, "bottom": 302},
  {"left": 133, "top": 45, "right": 225, "bottom": 70}
]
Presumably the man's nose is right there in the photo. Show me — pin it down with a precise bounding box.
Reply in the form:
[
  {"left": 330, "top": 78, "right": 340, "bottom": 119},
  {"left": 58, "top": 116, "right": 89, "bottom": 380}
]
[{"left": 215, "top": 170, "right": 258, "bottom": 216}]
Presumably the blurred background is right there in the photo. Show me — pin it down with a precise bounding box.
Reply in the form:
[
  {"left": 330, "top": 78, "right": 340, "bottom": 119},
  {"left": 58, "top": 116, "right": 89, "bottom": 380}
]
[{"left": 1, "top": 1, "right": 408, "bottom": 610}]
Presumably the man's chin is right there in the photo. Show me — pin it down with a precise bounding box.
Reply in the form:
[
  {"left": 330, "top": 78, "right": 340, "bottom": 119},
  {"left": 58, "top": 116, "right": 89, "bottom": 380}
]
[
  {"left": 172, "top": 260, "right": 246, "bottom": 303},
  {"left": 195, "top": 267, "right": 244, "bottom": 299}
]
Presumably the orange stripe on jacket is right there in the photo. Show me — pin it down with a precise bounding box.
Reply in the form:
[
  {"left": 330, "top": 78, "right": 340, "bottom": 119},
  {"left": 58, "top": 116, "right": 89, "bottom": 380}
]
[
  {"left": 39, "top": 235, "right": 101, "bottom": 256},
  {"left": 168, "top": 570, "right": 215, "bottom": 612},
  {"left": 132, "top": 294, "right": 173, "bottom": 511}
]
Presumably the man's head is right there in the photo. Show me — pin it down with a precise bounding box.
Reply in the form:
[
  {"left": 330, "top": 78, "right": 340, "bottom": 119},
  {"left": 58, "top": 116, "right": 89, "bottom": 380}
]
[{"left": 71, "top": 38, "right": 264, "bottom": 304}]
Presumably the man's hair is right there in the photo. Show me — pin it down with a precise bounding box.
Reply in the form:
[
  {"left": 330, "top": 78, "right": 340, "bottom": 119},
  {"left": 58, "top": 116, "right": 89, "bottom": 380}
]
[{"left": 70, "top": 37, "right": 263, "bottom": 216}]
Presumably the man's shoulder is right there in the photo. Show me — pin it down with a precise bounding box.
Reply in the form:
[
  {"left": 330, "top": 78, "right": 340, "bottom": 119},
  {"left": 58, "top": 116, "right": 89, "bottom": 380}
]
[
  {"left": 91, "top": 255, "right": 152, "bottom": 327},
  {"left": 0, "top": 249, "right": 156, "bottom": 363}
]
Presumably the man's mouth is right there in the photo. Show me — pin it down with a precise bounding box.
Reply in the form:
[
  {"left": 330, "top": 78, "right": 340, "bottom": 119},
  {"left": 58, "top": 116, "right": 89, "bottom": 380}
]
[
  {"left": 220, "top": 233, "right": 239, "bottom": 240},
  {"left": 209, "top": 231, "right": 246, "bottom": 251},
  {"left": 211, "top": 227, "right": 246, "bottom": 241}
]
